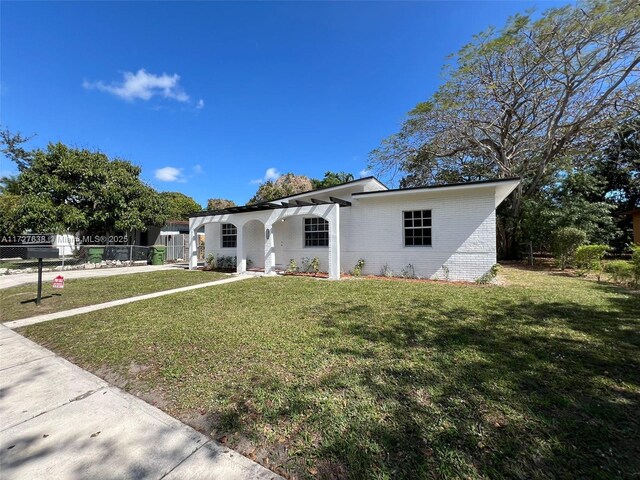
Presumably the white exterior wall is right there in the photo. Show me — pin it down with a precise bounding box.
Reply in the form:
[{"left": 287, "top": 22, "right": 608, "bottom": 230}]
[
  {"left": 204, "top": 223, "right": 237, "bottom": 260},
  {"left": 195, "top": 178, "right": 514, "bottom": 282},
  {"left": 342, "top": 187, "right": 496, "bottom": 281},
  {"left": 244, "top": 220, "right": 265, "bottom": 268},
  {"left": 272, "top": 216, "right": 330, "bottom": 272},
  {"left": 204, "top": 215, "right": 333, "bottom": 271}
]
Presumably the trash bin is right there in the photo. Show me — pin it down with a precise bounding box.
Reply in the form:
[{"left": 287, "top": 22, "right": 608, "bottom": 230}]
[
  {"left": 88, "top": 247, "right": 104, "bottom": 263},
  {"left": 150, "top": 245, "right": 166, "bottom": 265}
]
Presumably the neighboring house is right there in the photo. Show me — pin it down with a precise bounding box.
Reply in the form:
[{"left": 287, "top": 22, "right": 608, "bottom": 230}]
[
  {"left": 132, "top": 221, "right": 205, "bottom": 262},
  {"left": 625, "top": 208, "right": 640, "bottom": 245},
  {"left": 188, "top": 177, "right": 520, "bottom": 281}
]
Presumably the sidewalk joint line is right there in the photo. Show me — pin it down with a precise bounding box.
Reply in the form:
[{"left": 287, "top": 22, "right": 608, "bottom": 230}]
[{"left": 158, "top": 440, "right": 212, "bottom": 480}]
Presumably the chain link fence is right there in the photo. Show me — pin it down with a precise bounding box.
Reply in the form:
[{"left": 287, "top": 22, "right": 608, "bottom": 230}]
[{"left": 0, "top": 245, "right": 152, "bottom": 275}]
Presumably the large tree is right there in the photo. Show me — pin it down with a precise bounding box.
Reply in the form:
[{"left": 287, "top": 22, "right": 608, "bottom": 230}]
[
  {"left": 1, "top": 131, "right": 167, "bottom": 235},
  {"left": 520, "top": 171, "right": 618, "bottom": 252},
  {"left": 207, "top": 198, "right": 236, "bottom": 211},
  {"left": 159, "top": 192, "right": 201, "bottom": 220},
  {"left": 248, "top": 173, "right": 313, "bottom": 204},
  {"left": 311, "top": 171, "right": 355, "bottom": 189},
  {"left": 593, "top": 119, "right": 640, "bottom": 211},
  {"left": 369, "top": 0, "right": 640, "bottom": 256},
  {"left": 588, "top": 119, "right": 640, "bottom": 249}
]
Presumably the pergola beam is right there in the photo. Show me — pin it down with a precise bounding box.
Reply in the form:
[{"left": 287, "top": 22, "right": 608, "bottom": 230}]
[
  {"left": 189, "top": 196, "right": 352, "bottom": 219},
  {"left": 329, "top": 196, "right": 351, "bottom": 207}
]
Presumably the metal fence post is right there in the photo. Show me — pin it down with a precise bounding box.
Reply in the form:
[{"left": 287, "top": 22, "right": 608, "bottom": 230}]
[{"left": 36, "top": 258, "right": 43, "bottom": 305}]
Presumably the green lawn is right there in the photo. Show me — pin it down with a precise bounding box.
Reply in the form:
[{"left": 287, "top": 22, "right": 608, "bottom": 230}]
[
  {"left": 0, "top": 269, "right": 227, "bottom": 322},
  {"left": 19, "top": 266, "right": 640, "bottom": 479}
]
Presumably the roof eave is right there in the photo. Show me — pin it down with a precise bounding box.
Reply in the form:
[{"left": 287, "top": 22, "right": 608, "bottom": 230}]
[{"left": 352, "top": 178, "right": 521, "bottom": 201}]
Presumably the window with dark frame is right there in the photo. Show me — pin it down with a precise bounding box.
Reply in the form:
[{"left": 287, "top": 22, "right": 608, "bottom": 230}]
[
  {"left": 304, "top": 217, "right": 329, "bottom": 247},
  {"left": 404, "top": 210, "right": 432, "bottom": 246},
  {"left": 221, "top": 223, "right": 237, "bottom": 248}
]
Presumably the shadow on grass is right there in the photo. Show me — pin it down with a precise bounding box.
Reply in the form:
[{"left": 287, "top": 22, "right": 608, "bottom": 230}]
[
  {"left": 19, "top": 294, "right": 62, "bottom": 305},
  {"left": 219, "top": 286, "right": 640, "bottom": 479}
]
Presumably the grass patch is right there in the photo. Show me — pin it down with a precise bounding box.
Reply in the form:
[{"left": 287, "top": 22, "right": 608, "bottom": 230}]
[
  {"left": 19, "top": 266, "right": 640, "bottom": 479},
  {"left": 0, "top": 269, "right": 227, "bottom": 322}
]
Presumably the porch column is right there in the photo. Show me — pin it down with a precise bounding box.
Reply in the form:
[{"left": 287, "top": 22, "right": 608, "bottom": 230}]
[
  {"left": 236, "top": 224, "right": 246, "bottom": 274},
  {"left": 188, "top": 218, "right": 198, "bottom": 270},
  {"left": 264, "top": 223, "right": 276, "bottom": 275},
  {"left": 328, "top": 204, "right": 340, "bottom": 280}
]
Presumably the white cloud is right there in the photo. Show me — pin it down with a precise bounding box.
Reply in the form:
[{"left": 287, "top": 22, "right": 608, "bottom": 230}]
[
  {"left": 83, "top": 69, "right": 190, "bottom": 102},
  {"left": 264, "top": 167, "right": 281, "bottom": 181},
  {"left": 250, "top": 167, "right": 281, "bottom": 184},
  {"left": 193, "top": 164, "right": 203, "bottom": 174},
  {"left": 359, "top": 169, "right": 370, "bottom": 177},
  {"left": 196, "top": 99, "right": 205, "bottom": 109},
  {"left": 154, "top": 166, "right": 185, "bottom": 182}
]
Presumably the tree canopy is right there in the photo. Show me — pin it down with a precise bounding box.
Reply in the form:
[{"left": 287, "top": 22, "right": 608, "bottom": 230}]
[
  {"left": 159, "top": 192, "right": 201, "bottom": 221},
  {"left": 248, "top": 173, "right": 313, "bottom": 204},
  {"left": 311, "top": 171, "right": 355, "bottom": 189},
  {"left": 248, "top": 171, "right": 358, "bottom": 204},
  {"left": 520, "top": 171, "right": 618, "bottom": 251},
  {"left": 1, "top": 131, "right": 167, "bottom": 235},
  {"left": 207, "top": 198, "right": 236, "bottom": 211},
  {"left": 369, "top": 0, "right": 640, "bottom": 256}
]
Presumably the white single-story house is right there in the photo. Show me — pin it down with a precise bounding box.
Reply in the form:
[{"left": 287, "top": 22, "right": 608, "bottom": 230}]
[{"left": 188, "top": 177, "right": 520, "bottom": 281}]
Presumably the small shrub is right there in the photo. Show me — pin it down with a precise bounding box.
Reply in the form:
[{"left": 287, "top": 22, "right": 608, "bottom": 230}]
[
  {"left": 310, "top": 257, "right": 320, "bottom": 275},
  {"left": 205, "top": 254, "right": 217, "bottom": 270},
  {"left": 551, "top": 227, "right": 587, "bottom": 270},
  {"left": 287, "top": 258, "right": 298, "bottom": 273},
  {"left": 575, "top": 244, "right": 609, "bottom": 281},
  {"left": 380, "top": 264, "right": 393, "bottom": 277},
  {"left": 441, "top": 264, "right": 450, "bottom": 282},
  {"left": 477, "top": 263, "right": 501, "bottom": 284},
  {"left": 400, "top": 264, "right": 416, "bottom": 279},
  {"left": 604, "top": 260, "right": 634, "bottom": 285},
  {"left": 215, "top": 255, "right": 237, "bottom": 270},
  {"left": 352, "top": 258, "right": 365, "bottom": 276},
  {"left": 300, "top": 257, "right": 311, "bottom": 272}
]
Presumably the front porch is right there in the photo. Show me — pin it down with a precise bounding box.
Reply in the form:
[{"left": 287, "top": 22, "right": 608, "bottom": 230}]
[{"left": 189, "top": 200, "right": 345, "bottom": 280}]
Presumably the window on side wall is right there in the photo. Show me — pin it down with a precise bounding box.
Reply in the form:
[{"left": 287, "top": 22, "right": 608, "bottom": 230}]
[
  {"left": 404, "top": 210, "right": 432, "bottom": 246},
  {"left": 304, "top": 217, "right": 329, "bottom": 247},
  {"left": 221, "top": 223, "right": 237, "bottom": 248}
]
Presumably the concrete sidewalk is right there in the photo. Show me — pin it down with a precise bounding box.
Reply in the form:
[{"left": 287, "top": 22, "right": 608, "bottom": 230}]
[
  {"left": 0, "top": 264, "right": 184, "bottom": 290},
  {"left": 0, "top": 325, "right": 282, "bottom": 479}
]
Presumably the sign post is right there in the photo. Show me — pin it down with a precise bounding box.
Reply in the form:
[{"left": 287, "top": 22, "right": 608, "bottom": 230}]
[
  {"left": 25, "top": 248, "right": 59, "bottom": 306},
  {"left": 36, "top": 258, "right": 43, "bottom": 305}
]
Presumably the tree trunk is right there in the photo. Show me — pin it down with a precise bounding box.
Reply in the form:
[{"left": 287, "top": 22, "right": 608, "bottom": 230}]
[{"left": 497, "top": 193, "right": 524, "bottom": 260}]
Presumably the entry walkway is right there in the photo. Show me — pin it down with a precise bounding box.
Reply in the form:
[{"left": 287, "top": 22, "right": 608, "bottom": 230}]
[
  {"left": 4, "top": 274, "right": 251, "bottom": 330},
  {"left": 0, "top": 273, "right": 280, "bottom": 479}
]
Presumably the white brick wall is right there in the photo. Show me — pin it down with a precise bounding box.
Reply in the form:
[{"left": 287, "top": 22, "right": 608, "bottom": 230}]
[
  {"left": 203, "top": 184, "right": 499, "bottom": 281},
  {"left": 342, "top": 187, "right": 497, "bottom": 281}
]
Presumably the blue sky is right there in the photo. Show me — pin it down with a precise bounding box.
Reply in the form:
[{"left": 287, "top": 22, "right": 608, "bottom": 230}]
[{"left": 1, "top": 1, "right": 568, "bottom": 207}]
